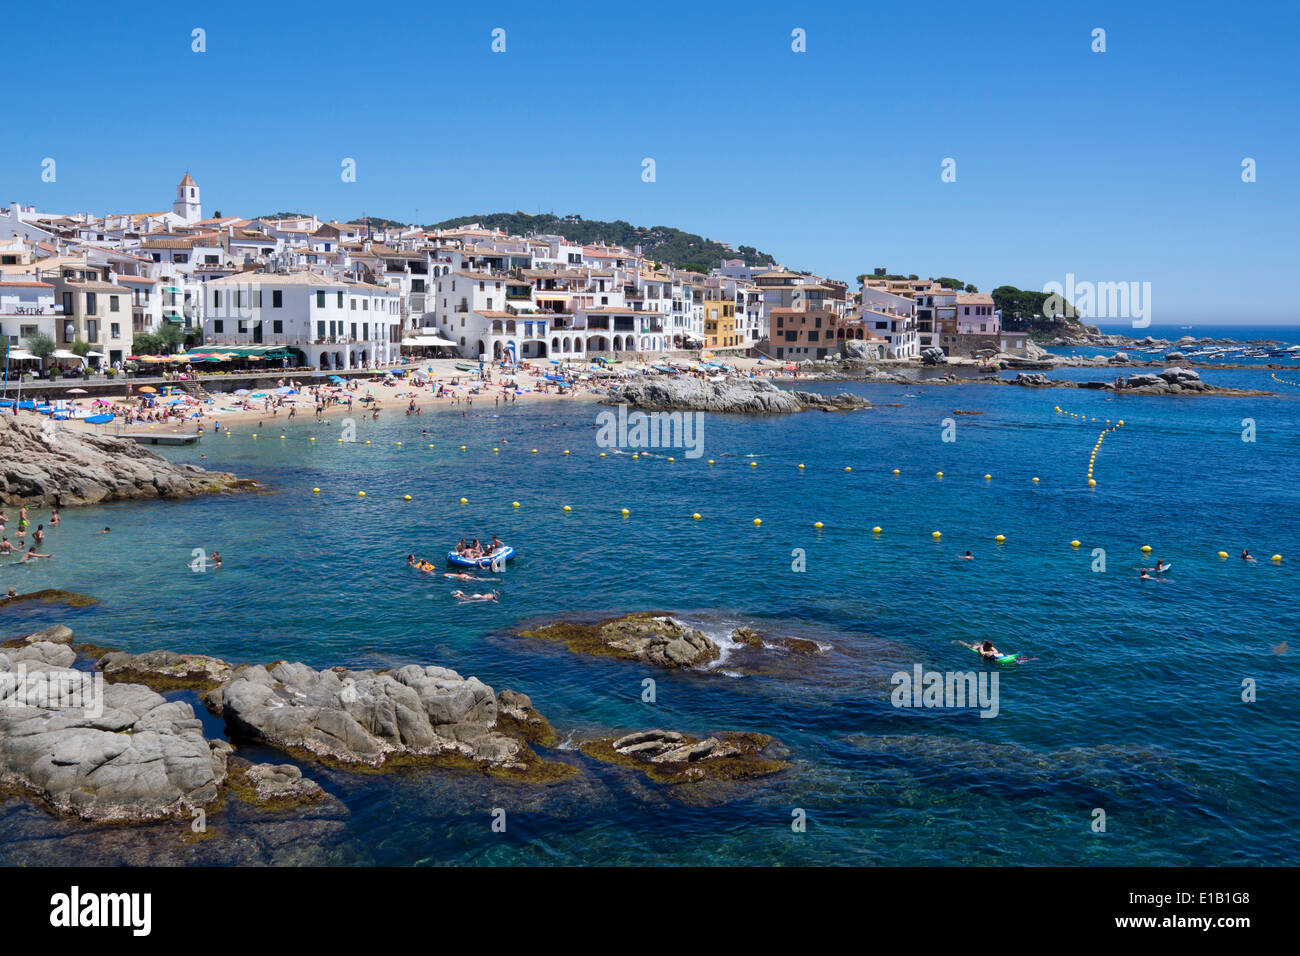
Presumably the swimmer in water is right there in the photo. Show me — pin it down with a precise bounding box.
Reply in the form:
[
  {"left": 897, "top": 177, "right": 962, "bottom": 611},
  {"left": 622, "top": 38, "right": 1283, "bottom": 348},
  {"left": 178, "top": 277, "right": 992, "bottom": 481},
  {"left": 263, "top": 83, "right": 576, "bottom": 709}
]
[
  {"left": 444, "top": 572, "right": 489, "bottom": 581},
  {"left": 1152, "top": 559, "right": 1170, "bottom": 573},
  {"left": 451, "top": 589, "right": 499, "bottom": 602},
  {"left": 20, "top": 547, "right": 52, "bottom": 563},
  {"left": 1241, "top": 549, "right": 1256, "bottom": 562},
  {"left": 961, "top": 550, "right": 973, "bottom": 560},
  {"left": 959, "top": 640, "right": 1003, "bottom": 661},
  {"left": 96, "top": 527, "right": 110, "bottom": 534}
]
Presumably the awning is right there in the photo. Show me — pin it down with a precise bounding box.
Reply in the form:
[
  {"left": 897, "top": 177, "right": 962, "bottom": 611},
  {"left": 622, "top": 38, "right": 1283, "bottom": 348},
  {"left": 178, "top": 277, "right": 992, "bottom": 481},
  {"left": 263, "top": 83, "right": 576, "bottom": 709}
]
[
  {"left": 401, "top": 333, "right": 457, "bottom": 347},
  {"left": 6, "top": 349, "right": 36, "bottom": 360},
  {"left": 51, "top": 349, "right": 86, "bottom": 362}
]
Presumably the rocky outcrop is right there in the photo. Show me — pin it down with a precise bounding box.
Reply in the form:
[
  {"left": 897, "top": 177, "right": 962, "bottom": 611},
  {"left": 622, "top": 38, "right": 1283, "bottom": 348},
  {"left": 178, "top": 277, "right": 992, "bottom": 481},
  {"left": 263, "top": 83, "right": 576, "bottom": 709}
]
[
  {"left": 920, "top": 346, "right": 946, "bottom": 365},
  {"left": 201, "top": 660, "right": 559, "bottom": 776},
  {"left": 0, "top": 415, "right": 256, "bottom": 507},
  {"left": 519, "top": 612, "right": 721, "bottom": 668},
  {"left": 605, "top": 376, "right": 869, "bottom": 414},
  {"left": 580, "top": 729, "right": 786, "bottom": 784},
  {"left": 730, "top": 626, "right": 819, "bottom": 656},
  {"left": 97, "top": 649, "right": 233, "bottom": 692},
  {"left": 0, "top": 589, "right": 99, "bottom": 610},
  {"left": 0, "top": 641, "right": 230, "bottom": 821},
  {"left": 226, "top": 758, "right": 325, "bottom": 808}
]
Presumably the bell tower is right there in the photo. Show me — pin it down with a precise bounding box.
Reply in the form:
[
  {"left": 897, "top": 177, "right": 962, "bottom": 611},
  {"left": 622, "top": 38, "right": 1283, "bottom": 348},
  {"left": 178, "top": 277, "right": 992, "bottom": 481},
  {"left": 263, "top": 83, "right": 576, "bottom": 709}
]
[{"left": 173, "top": 172, "right": 201, "bottom": 222}]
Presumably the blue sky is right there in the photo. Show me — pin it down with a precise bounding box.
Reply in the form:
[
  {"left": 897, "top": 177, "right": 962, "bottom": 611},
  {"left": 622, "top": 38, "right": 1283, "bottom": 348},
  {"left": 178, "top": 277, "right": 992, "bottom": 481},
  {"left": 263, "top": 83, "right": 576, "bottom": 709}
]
[{"left": 6, "top": 0, "right": 1297, "bottom": 322}]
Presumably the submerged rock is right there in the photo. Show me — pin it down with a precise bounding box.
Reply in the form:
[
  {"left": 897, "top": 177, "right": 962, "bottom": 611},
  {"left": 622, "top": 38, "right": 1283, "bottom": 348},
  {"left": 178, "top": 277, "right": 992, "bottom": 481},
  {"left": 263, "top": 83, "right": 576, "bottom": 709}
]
[
  {"left": 226, "top": 758, "right": 326, "bottom": 808},
  {"left": 581, "top": 729, "right": 787, "bottom": 784},
  {"left": 519, "top": 612, "right": 721, "bottom": 668},
  {"left": 0, "top": 644, "right": 229, "bottom": 821},
  {"left": 0, "top": 589, "right": 100, "bottom": 611},
  {"left": 605, "top": 376, "right": 869, "bottom": 414},
  {"left": 0, "top": 415, "right": 256, "bottom": 507}
]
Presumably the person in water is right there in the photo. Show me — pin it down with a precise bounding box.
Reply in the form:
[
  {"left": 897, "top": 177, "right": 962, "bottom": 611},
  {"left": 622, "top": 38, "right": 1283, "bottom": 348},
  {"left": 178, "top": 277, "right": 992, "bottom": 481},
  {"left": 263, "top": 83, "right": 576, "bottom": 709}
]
[
  {"left": 1241, "top": 549, "right": 1256, "bottom": 562},
  {"left": 451, "top": 589, "right": 499, "bottom": 602},
  {"left": 490, "top": 535, "right": 504, "bottom": 553},
  {"left": 958, "top": 640, "right": 1002, "bottom": 661},
  {"left": 444, "top": 572, "right": 488, "bottom": 581},
  {"left": 408, "top": 554, "right": 416, "bottom": 566},
  {"left": 20, "top": 546, "right": 52, "bottom": 562},
  {"left": 211, "top": 551, "right": 222, "bottom": 568},
  {"left": 961, "top": 550, "right": 973, "bottom": 560},
  {"left": 1153, "top": 559, "right": 1169, "bottom": 573}
]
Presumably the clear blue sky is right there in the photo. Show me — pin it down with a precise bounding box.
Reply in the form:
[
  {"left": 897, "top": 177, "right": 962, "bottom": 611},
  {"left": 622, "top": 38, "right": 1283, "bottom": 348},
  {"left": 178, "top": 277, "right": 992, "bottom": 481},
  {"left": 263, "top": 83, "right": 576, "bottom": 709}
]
[{"left": 7, "top": 0, "right": 1297, "bottom": 322}]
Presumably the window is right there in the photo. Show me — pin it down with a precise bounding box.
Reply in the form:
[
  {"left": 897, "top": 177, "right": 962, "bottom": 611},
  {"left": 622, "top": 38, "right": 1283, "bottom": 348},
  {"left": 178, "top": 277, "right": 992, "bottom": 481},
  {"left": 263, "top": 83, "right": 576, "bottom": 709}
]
[
  {"left": 62, "top": 292, "right": 72, "bottom": 314},
  {"left": 214, "top": 290, "right": 221, "bottom": 308},
  {"left": 351, "top": 298, "right": 356, "bottom": 310},
  {"left": 110, "top": 323, "right": 120, "bottom": 337},
  {"left": 214, "top": 320, "right": 224, "bottom": 333},
  {"left": 363, "top": 323, "right": 369, "bottom": 339},
  {"left": 351, "top": 323, "right": 357, "bottom": 339},
  {"left": 273, "top": 320, "right": 283, "bottom": 333},
  {"left": 253, "top": 290, "right": 262, "bottom": 307},
  {"left": 86, "top": 293, "right": 97, "bottom": 315},
  {"left": 273, "top": 290, "right": 283, "bottom": 308},
  {"left": 109, "top": 296, "right": 120, "bottom": 312},
  {"left": 316, "top": 291, "right": 325, "bottom": 308},
  {"left": 337, "top": 292, "right": 343, "bottom": 308},
  {"left": 317, "top": 320, "right": 326, "bottom": 338},
  {"left": 363, "top": 299, "right": 368, "bottom": 311}
]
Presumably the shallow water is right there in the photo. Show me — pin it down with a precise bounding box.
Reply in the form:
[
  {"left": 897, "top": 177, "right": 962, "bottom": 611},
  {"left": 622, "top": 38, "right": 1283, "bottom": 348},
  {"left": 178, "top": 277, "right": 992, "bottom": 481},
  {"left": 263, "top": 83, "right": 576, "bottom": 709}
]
[{"left": 3, "top": 347, "right": 1299, "bottom": 865}]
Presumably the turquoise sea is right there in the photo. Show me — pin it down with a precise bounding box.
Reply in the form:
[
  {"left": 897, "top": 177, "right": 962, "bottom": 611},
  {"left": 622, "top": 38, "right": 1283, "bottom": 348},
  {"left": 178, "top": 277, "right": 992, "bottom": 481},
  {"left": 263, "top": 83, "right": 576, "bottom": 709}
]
[{"left": 3, "top": 328, "right": 1299, "bottom": 866}]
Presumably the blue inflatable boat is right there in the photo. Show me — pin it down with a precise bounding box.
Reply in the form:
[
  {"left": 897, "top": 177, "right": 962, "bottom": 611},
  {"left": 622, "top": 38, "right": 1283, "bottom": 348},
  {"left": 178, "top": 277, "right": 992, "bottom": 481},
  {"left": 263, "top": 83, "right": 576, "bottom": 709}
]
[{"left": 446, "top": 546, "right": 515, "bottom": 569}]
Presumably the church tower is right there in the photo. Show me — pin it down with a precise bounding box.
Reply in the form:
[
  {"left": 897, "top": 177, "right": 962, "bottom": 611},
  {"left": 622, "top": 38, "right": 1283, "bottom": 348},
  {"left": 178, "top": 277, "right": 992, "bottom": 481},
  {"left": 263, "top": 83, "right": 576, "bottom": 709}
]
[{"left": 173, "top": 172, "right": 201, "bottom": 222}]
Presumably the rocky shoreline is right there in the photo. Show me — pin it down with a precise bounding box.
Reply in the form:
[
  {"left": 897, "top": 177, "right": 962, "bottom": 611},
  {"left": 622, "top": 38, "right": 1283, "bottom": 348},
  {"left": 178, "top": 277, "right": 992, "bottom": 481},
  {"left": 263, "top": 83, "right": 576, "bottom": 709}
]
[
  {"left": 605, "top": 376, "right": 870, "bottom": 413},
  {"left": 0, "top": 416, "right": 256, "bottom": 507},
  {"left": 0, "top": 607, "right": 789, "bottom": 824}
]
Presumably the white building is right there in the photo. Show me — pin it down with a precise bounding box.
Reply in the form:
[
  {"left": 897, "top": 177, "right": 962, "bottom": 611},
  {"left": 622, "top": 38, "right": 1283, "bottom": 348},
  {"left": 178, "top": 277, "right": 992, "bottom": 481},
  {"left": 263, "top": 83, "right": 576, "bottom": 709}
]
[{"left": 203, "top": 271, "right": 398, "bottom": 370}]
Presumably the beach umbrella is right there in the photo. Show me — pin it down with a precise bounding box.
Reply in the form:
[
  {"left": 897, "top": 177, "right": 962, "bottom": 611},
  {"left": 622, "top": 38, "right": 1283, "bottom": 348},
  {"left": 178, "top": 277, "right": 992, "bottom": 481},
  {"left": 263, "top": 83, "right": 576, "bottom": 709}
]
[{"left": 66, "top": 388, "right": 89, "bottom": 395}]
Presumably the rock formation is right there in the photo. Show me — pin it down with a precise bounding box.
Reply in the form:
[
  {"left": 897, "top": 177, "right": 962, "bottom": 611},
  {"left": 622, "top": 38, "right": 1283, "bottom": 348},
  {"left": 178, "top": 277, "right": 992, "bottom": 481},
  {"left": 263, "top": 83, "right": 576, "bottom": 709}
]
[
  {"left": 605, "top": 376, "right": 869, "bottom": 413},
  {"left": 518, "top": 612, "right": 721, "bottom": 668},
  {"left": 0, "top": 415, "right": 255, "bottom": 507}
]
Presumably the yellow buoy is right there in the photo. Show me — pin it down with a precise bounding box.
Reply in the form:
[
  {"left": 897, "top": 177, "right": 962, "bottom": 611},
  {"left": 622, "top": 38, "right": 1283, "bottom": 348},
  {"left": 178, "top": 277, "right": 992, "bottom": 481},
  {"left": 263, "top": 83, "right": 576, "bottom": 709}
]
[
  {"left": 668, "top": 456, "right": 675, "bottom": 462},
  {"left": 493, "top": 447, "right": 499, "bottom": 453},
  {"left": 403, "top": 494, "right": 412, "bottom": 501},
  {"left": 396, "top": 441, "right": 403, "bottom": 446},
  {"left": 845, "top": 466, "right": 852, "bottom": 472},
  {"left": 995, "top": 534, "right": 1006, "bottom": 542},
  {"left": 600, "top": 452, "right": 606, "bottom": 457},
  {"left": 931, "top": 531, "right": 942, "bottom": 539},
  {"left": 753, "top": 518, "right": 762, "bottom": 526},
  {"left": 312, "top": 488, "right": 321, "bottom": 494},
  {"left": 357, "top": 491, "right": 366, "bottom": 498},
  {"left": 814, "top": 521, "right": 824, "bottom": 529},
  {"left": 621, "top": 508, "right": 630, "bottom": 516},
  {"left": 459, "top": 497, "right": 468, "bottom": 504},
  {"left": 428, "top": 444, "right": 434, "bottom": 449},
  {"left": 1141, "top": 545, "right": 1152, "bottom": 553},
  {"left": 708, "top": 459, "right": 715, "bottom": 465},
  {"left": 692, "top": 513, "right": 702, "bottom": 520},
  {"left": 750, "top": 461, "right": 757, "bottom": 468},
  {"left": 563, "top": 505, "right": 572, "bottom": 512},
  {"left": 798, "top": 463, "right": 805, "bottom": 470},
  {"left": 563, "top": 450, "right": 570, "bottom": 455},
  {"left": 632, "top": 454, "right": 639, "bottom": 460},
  {"left": 984, "top": 474, "right": 991, "bottom": 480},
  {"left": 872, "top": 526, "right": 883, "bottom": 534},
  {"left": 310, "top": 437, "right": 316, "bottom": 442},
  {"left": 512, "top": 501, "right": 521, "bottom": 508},
  {"left": 1272, "top": 554, "right": 1283, "bottom": 563},
  {"left": 1217, "top": 551, "right": 1228, "bottom": 559},
  {"left": 1088, "top": 479, "right": 1096, "bottom": 486},
  {"left": 337, "top": 438, "right": 343, "bottom": 443},
  {"left": 892, "top": 469, "right": 900, "bottom": 475},
  {"left": 531, "top": 449, "right": 537, "bottom": 454},
  {"left": 250, "top": 432, "right": 256, "bottom": 438},
  {"left": 1032, "top": 477, "right": 1040, "bottom": 483},
  {"left": 1071, "top": 539, "right": 1081, "bottom": 548},
  {"left": 460, "top": 445, "right": 467, "bottom": 450},
  {"left": 364, "top": 440, "right": 371, "bottom": 445}
]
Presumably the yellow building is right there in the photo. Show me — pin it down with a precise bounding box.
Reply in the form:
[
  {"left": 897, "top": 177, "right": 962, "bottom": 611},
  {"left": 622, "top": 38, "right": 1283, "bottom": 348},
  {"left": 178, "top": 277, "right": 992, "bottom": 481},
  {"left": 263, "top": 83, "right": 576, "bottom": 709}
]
[{"left": 702, "top": 292, "right": 737, "bottom": 349}]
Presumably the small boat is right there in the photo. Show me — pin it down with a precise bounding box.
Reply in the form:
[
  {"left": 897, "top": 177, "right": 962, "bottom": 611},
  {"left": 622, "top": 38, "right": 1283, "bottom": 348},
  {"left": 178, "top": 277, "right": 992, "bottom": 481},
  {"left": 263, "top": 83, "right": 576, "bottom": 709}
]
[{"left": 446, "top": 545, "right": 515, "bottom": 569}]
